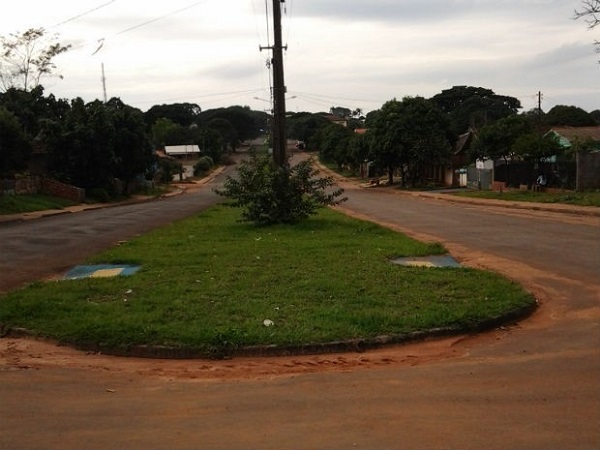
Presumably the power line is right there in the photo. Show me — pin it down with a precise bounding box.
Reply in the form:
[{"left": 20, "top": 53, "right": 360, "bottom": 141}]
[
  {"left": 50, "top": 0, "right": 117, "bottom": 28},
  {"left": 113, "top": 0, "right": 209, "bottom": 37}
]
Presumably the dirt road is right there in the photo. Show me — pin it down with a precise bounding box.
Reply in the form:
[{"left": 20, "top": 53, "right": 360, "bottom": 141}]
[{"left": 1, "top": 165, "right": 599, "bottom": 450}]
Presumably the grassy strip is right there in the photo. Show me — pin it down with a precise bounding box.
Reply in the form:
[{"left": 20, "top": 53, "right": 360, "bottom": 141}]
[
  {"left": 452, "top": 189, "right": 600, "bottom": 207},
  {"left": 0, "top": 194, "right": 76, "bottom": 215},
  {"left": 0, "top": 205, "right": 535, "bottom": 358}
]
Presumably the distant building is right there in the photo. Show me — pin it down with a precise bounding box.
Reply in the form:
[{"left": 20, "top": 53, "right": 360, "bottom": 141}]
[
  {"left": 546, "top": 126, "right": 600, "bottom": 151},
  {"left": 164, "top": 145, "right": 201, "bottom": 159}
]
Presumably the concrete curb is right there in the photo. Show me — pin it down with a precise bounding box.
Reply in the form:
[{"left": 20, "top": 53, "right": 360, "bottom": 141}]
[
  {"left": 312, "top": 159, "right": 600, "bottom": 218},
  {"left": 0, "top": 166, "right": 225, "bottom": 226},
  {"left": 3, "top": 301, "right": 538, "bottom": 360}
]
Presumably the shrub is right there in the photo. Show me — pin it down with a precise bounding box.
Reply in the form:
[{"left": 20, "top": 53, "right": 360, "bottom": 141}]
[
  {"left": 216, "top": 153, "right": 346, "bottom": 225},
  {"left": 194, "top": 156, "right": 214, "bottom": 176}
]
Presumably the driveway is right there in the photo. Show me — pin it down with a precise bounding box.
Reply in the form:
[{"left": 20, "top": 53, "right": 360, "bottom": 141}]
[{"left": 1, "top": 161, "right": 599, "bottom": 450}]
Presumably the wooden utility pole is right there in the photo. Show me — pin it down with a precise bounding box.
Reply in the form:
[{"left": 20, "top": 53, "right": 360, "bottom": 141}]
[{"left": 261, "top": 0, "right": 287, "bottom": 167}]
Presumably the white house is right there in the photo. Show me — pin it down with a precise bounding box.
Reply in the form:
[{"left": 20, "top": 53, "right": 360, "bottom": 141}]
[{"left": 164, "top": 145, "right": 201, "bottom": 159}]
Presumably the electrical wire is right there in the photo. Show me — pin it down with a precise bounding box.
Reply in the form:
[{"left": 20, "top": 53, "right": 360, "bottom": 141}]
[
  {"left": 50, "top": 0, "right": 117, "bottom": 28},
  {"left": 113, "top": 0, "right": 209, "bottom": 37}
]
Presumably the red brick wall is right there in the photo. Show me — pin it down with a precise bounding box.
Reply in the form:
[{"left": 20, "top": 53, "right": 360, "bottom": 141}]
[
  {"left": 40, "top": 177, "right": 85, "bottom": 203},
  {"left": 1, "top": 175, "right": 85, "bottom": 203}
]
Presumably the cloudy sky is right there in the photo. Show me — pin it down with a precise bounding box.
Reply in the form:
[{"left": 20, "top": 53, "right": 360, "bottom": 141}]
[{"left": 1, "top": 0, "right": 598, "bottom": 115}]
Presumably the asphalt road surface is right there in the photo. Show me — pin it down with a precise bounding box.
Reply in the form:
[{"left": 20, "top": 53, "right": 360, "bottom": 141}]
[{"left": 1, "top": 161, "right": 599, "bottom": 450}]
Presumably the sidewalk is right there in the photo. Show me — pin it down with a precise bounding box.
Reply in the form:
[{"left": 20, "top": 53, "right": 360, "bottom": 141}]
[
  {"left": 0, "top": 166, "right": 225, "bottom": 225},
  {"left": 399, "top": 189, "right": 600, "bottom": 217},
  {"left": 2, "top": 164, "right": 599, "bottom": 224},
  {"left": 312, "top": 159, "right": 600, "bottom": 219}
]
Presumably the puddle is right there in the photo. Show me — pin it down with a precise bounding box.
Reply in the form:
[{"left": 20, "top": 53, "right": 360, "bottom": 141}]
[
  {"left": 63, "top": 264, "right": 141, "bottom": 280},
  {"left": 391, "top": 255, "right": 461, "bottom": 268}
]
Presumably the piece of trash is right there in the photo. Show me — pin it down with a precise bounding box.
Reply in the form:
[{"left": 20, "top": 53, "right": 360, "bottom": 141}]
[
  {"left": 106, "top": 388, "right": 116, "bottom": 393},
  {"left": 125, "top": 289, "right": 133, "bottom": 295},
  {"left": 263, "top": 319, "right": 274, "bottom": 327}
]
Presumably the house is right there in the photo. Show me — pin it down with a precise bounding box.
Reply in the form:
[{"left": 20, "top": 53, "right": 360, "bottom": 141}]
[
  {"left": 546, "top": 126, "right": 600, "bottom": 150},
  {"left": 422, "top": 129, "right": 475, "bottom": 187},
  {"left": 164, "top": 145, "right": 201, "bottom": 160},
  {"left": 545, "top": 126, "right": 600, "bottom": 190},
  {"left": 162, "top": 145, "right": 202, "bottom": 181}
]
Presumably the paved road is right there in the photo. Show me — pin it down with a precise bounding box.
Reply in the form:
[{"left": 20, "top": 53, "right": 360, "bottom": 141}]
[
  {"left": 1, "top": 163, "right": 599, "bottom": 450},
  {"left": 0, "top": 171, "right": 227, "bottom": 294}
]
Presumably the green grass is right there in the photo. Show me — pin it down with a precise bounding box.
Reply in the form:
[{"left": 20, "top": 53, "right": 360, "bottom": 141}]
[
  {"left": 0, "top": 205, "right": 535, "bottom": 358},
  {"left": 452, "top": 189, "right": 600, "bottom": 207},
  {"left": 0, "top": 194, "right": 76, "bottom": 215}
]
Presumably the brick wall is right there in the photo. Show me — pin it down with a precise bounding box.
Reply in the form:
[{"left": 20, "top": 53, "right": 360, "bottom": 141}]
[
  {"left": 40, "top": 177, "right": 85, "bottom": 203},
  {"left": 1, "top": 175, "right": 85, "bottom": 203}
]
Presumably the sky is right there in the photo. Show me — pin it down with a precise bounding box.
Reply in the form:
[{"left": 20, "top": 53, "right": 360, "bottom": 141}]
[{"left": 1, "top": 0, "right": 598, "bottom": 116}]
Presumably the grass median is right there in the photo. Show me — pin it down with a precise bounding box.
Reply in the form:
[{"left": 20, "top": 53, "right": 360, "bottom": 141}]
[{"left": 0, "top": 205, "right": 535, "bottom": 358}]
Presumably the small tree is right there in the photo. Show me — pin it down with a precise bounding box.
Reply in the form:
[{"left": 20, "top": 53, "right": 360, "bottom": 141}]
[
  {"left": 0, "top": 28, "right": 71, "bottom": 92},
  {"left": 368, "top": 97, "right": 452, "bottom": 187},
  {"left": 216, "top": 152, "right": 346, "bottom": 225}
]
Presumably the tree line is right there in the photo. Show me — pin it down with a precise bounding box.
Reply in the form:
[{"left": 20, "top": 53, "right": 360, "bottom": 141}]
[
  {"left": 0, "top": 85, "right": 267, "bottom": 198},
  {"left": 287, "top": 86, "right": 600, "bottom": 188}
]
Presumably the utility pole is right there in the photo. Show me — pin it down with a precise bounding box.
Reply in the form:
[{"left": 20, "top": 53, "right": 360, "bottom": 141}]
[{"left": 261, "top": 0, "right": 287, "bottom": 167}]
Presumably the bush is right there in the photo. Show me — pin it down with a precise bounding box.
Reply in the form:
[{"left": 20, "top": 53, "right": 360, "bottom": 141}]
[
  {"left": 157, "top": 159, "right": 182, "bottom": 184},
  {"left": 194, "top": 156, "right": 214, "bottom": 176},
  {"left": 216, "top": 153, "right": 346, "bottom": 225}
]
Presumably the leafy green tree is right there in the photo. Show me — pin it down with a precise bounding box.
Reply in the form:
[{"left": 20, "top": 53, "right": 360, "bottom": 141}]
[
  {"left": 513, "top": 132, "right": 563, "bottom": 164},
  {"left": 431, "top": 86, "right": 521, "bottom": 135},
  {"left": 106, "top": 98, "right": 153, "bottom": 194},
  {"left": 347, "top": 132, "right": 371, "bottom": 173},
  {"left": 150, "top": 117, "right": 182, "bottom": 147},
  {"left": 367, "top": 99, "right": 406, "bottom": 185},
  {"left": 286, "top": 112, "right": 329, "bottom": 148},
  {"left": 329, "top": 106, "right": 351, "bottom": 118},
  {"left": 144, "top": 103, "right": 201, "bottom": 128},
  {"left": 0, "top": 86, "right": 69, "bottom": 139},
  {"left": 47, "top": 98, "right": 116, "bottom": 191},
  {"left": 0, "top": 28, "right": 71, "bottom": 91},
  {"left": 545, "top": 105, "right": 596, "bottom": 126},
  {"left": 0, "top": 106, "right": 31, "bottom": 176},
  {"left": 195, "top": 127, "right": 223, "bottom": 163},
  {"left": 368, "top": 97, "right": 452, "bottom": 187},
  {"left": 198, "top": 106, "right": 266, "bottom": 143},
  {"left": 473, "top": 115, "right": 533, "bottom": 161},
  {"left": 472, "top": 115, "right": 533, "bottom": 186},
  {"left": 314, "top": 122, "right": 354, "bottom": 170},
  {"left": 216, "top": 152, "right": 345, "bottom": 225},
  {"left": 47, "top": 98, "right": 153, "bottom": 195},
  {"left": 207, "top": 117, "right": 238, "bottom": 151}
]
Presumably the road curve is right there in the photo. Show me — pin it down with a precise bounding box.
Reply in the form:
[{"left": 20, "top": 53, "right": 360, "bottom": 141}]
[{"left": 1, "top": 159, "right": 599, "bottom": 450}]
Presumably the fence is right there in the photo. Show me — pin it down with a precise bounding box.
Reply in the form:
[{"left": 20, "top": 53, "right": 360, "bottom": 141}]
[
  {"left": 577, "top": 151, "right": 600, "bottom": 190},
  {"left": 494, "top": 161, "right": 577, "bottom": 190}
]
